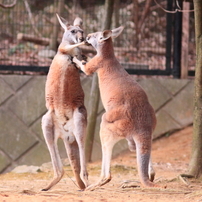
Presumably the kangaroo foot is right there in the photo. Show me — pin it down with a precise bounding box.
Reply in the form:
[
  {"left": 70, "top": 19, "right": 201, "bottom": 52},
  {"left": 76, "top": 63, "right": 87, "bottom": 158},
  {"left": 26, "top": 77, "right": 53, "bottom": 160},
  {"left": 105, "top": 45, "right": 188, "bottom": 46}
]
[
  {"left": 86, "top": 177, "right": 111, "bottom": 191},
  {"left": 41, "top": 171, "right": 64, "bottom": 191}
]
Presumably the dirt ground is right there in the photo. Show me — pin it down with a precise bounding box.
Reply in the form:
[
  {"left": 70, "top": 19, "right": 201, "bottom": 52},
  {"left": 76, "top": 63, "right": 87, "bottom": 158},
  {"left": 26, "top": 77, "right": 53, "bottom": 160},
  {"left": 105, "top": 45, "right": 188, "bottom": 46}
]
[{"left": 1, "top": 126, "right": 202, "bottom": 202}]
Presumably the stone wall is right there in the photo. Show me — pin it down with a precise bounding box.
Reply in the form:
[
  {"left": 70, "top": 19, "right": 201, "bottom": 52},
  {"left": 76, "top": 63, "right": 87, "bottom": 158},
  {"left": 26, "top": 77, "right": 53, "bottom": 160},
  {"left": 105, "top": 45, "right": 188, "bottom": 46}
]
[{"left": 0, "top": 75, "right": 194, "bottom": 173}]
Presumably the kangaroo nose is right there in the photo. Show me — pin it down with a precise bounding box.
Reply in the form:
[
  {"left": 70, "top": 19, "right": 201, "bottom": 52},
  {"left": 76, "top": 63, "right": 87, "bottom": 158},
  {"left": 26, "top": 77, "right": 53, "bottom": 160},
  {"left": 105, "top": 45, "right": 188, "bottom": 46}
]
[{"left": 79, "top": 37, "right": 84, "bottom": 41}]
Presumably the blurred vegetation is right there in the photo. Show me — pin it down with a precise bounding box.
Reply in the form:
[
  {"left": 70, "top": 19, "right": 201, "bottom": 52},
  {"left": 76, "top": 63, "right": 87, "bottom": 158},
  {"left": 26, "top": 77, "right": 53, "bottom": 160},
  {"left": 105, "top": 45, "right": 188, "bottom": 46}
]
[{"left": 0, "top": 0, "right": 195, "bottom": 70}]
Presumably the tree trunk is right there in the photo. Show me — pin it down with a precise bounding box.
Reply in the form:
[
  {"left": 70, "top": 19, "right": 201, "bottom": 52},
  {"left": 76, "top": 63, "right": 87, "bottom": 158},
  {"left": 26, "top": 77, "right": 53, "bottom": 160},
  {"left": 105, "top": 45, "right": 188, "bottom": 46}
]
[
  {"left": 189, "top": 0, "right": 202, "bottom": 178},
  {"left": 180, "top": 2, "right": 190, "bottom": 79},
  {"left": 133, "top": 0, "right": 139, "bottom": 47},
  {"left": 133, "top": 0, "right": 152, "bottom": 49},
  {"left": 49, "top": 0, "right": 64, "bottom": 51},
  {"left": 102, "top": 0, "right": 114, "bottom": 30},
  {"left": 114, "top": 0, "right": 120, "bottom": 28},
  {"left": 85, "top": 75, "right": 100, "bottom": 162},
  {"left": 114, "top": 0, "right": 120, "bottom": 46},
  {"left": 85, "top": 0, "right": 114, "bottom": 162}
]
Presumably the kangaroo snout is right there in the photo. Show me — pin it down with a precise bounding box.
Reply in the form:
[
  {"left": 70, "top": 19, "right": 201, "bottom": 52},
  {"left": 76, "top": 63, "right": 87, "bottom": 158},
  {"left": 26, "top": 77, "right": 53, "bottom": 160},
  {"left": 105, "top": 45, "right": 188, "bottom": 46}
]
[
  {"left": 84, "top": 36, "right": 92, "bottom": 46},
  {"left": 86, "top": 36, "right": 90, "bottom": 41},
  {"left": 77, "top": 31, "right": 84, "bottom": 42},
  {"left": 78, "top": 36, "right": 84, "bottom": 42},
  {"left": 84, "top": 40, "right": 91, "bottom": 46}
]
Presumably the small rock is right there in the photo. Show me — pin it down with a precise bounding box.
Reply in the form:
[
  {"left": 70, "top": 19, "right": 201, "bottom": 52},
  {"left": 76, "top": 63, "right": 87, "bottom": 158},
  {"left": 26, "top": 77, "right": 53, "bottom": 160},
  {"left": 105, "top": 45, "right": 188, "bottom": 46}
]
[
  {"left": 12, "top": 165, "right": 40, "bottom": 174},
  {"left": 40, "top": 162, "right": 53, "bottom": 173},
  {"left": 40, "top": 159, "right": 70, "bottom": 173}
]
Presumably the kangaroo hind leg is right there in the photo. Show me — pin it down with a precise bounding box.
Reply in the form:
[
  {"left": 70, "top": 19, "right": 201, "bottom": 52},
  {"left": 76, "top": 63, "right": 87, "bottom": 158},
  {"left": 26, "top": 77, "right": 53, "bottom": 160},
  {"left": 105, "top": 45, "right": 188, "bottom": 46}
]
[
  {"left": 72, "top": 107, "right": 88, "bottom": 189},
  {"left": 63, "top": 135, "right": 86, "bottom": 190},
  {"left": 120, "top": 136, "right": 155, "bottom": 188},
  {"left": 87, "top": 113, "right": 122, "bottom": 190},
  {"left": 134, "top": 132, "right": 157, "bottom": 187},
  {"left": 41, "top": 111, "right": 64, "bottom": 191},
  {"left": 127, "top": 136, "right": 155, "bottom": 182}
]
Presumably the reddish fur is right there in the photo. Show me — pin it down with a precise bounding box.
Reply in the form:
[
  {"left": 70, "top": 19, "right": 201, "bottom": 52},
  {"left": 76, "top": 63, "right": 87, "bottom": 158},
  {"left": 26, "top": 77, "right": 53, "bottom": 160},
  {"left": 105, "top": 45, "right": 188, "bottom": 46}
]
[
  {"left": 73, "top": 30, "right": 158, "bottom": 189},
  {"left": 46, "top": 53, "right": 85, "bottom": 112},
  {"left": 83, "top": 39, "right": 156, "bottom": 137},
  {"left": 41, "top": 15, "right": 88, "bottom": 191}
]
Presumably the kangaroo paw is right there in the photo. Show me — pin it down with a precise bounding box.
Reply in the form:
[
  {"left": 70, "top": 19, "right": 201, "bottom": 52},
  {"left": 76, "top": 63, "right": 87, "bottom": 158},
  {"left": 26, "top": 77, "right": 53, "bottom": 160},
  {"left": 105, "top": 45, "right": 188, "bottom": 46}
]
[{"left": 82, "top": 60, "right": 87, "bottom": 65}]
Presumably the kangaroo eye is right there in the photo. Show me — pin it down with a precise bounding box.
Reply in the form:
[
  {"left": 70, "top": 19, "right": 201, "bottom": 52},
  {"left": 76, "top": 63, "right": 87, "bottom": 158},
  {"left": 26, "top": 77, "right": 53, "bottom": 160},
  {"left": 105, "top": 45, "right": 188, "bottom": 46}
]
[{"left": 71, "top": 30, "right": 76, "bottom": 34}]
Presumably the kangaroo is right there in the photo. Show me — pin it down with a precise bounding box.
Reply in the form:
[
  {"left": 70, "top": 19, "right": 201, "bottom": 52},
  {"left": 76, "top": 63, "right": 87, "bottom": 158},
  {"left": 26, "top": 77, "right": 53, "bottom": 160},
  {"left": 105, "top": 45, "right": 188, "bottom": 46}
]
[
  {"left": 41, "top": 14, "right": 88, "bottom": 191},
  {"left": 73, "top": 26, "right": 157, "bottom": 190}
]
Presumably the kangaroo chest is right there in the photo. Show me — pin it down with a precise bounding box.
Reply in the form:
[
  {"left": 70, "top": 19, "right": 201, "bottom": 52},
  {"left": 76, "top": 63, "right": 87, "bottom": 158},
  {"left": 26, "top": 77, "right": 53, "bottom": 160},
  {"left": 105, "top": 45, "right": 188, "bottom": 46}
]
[{"left": 45, "top": 55, "right": 84, "bottom": 110}]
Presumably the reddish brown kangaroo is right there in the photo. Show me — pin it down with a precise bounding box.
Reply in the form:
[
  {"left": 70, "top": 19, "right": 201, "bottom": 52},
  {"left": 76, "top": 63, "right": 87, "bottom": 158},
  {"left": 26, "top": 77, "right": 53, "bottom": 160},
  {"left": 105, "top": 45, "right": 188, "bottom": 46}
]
[
  {"left": 41, "top": 14, "right": 88, "bottom": 191},
  {"left": 73, "top": 26, "right": 157, "bottom": 190}
]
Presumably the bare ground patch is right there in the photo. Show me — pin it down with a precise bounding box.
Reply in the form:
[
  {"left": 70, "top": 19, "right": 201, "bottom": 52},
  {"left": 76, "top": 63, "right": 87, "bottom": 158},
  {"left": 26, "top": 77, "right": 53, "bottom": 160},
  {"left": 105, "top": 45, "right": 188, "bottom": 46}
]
[{"left": 0, "top": 126, "right": 202, "bottom": 202}]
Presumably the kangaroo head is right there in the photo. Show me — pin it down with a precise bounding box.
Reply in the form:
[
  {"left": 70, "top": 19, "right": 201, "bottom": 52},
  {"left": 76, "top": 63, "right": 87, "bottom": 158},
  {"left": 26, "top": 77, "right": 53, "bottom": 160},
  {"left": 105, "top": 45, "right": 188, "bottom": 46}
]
[
  {"left": 56, "top": 13, "right": 84, "bottom": 44},
  {"left": 86, "top": 26, "right": 124, "bottom": 50}
]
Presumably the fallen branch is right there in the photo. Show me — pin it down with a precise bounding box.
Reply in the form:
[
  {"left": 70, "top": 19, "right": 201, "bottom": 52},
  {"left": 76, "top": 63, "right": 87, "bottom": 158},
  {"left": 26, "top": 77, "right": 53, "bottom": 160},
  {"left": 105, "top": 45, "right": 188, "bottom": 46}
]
[
  {"left": 17, "top": 33, "right": 94, "bottom": 54},
  {"left": 17, "top": 33, "right": 50, "bottom": 46}
]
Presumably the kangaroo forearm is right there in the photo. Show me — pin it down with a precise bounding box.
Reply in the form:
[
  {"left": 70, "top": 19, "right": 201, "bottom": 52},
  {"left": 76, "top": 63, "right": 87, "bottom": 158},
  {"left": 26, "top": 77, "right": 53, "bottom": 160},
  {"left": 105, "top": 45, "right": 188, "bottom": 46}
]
[
  {"left": 73, "top": 57, "right": 97, "bottom": 75},
  {"left": 83, "top": 63, "right": 98, "bottom": 75},
  {"left": 59, "top": 42, "right": 85, "bottom": 56}
]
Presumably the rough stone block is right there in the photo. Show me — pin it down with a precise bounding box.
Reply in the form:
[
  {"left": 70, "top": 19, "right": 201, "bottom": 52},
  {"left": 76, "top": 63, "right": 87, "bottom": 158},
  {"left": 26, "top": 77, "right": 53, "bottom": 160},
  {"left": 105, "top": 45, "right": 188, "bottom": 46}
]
[
  {"left": 138, "top": 78, "right": 172, "bottom": 111},
  {"left": 30, "top": 117, "right": 44, "bottom": 141},
  {"left": 0, "top": 151, "right": 11, "bottom": 172},
  {"left": 0, "top": 75, "right": 32, "bottom": 92},
  {"left": 0, "top": 78, "right": 14, "bottom": 105},
  {"left": 0, "top": 74, "right": 195, "bottom": 167},
  {"left": 153, "top": 110, "right": 182, "bottom": 139},
  {"left": 163, "top": 82, "right": 194, "bottom": 127},
  {"left": 17, "top": 143, "right": 51, "bottom": 166},
  {"left": 8, "top": 76, "right": 47, "bottom": 126},
  {"left": 0, "top": 109, "right": 38, "bottom": 160},
  {"left": 0, "top": 110, "right": 37, "bottom": 160},
  {"left": 158, "top": 78, "right": 190, "bottom": 95}
]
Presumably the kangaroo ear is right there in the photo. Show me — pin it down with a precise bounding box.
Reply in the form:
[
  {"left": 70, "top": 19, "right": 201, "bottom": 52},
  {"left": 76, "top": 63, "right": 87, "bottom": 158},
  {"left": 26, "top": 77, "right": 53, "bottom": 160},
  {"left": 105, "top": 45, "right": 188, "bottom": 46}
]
[
  {"left": 111, "top": 26, "right": 124, "bottom": 38},
  {"left": 100, "top": 30, "right": 112, "bottom": 42},
  {"left": 73, "top": 17, "right": 83, "bottom": 27},
  {"left": 56, "top": 13, "right": 69, "bottom": 30}
]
